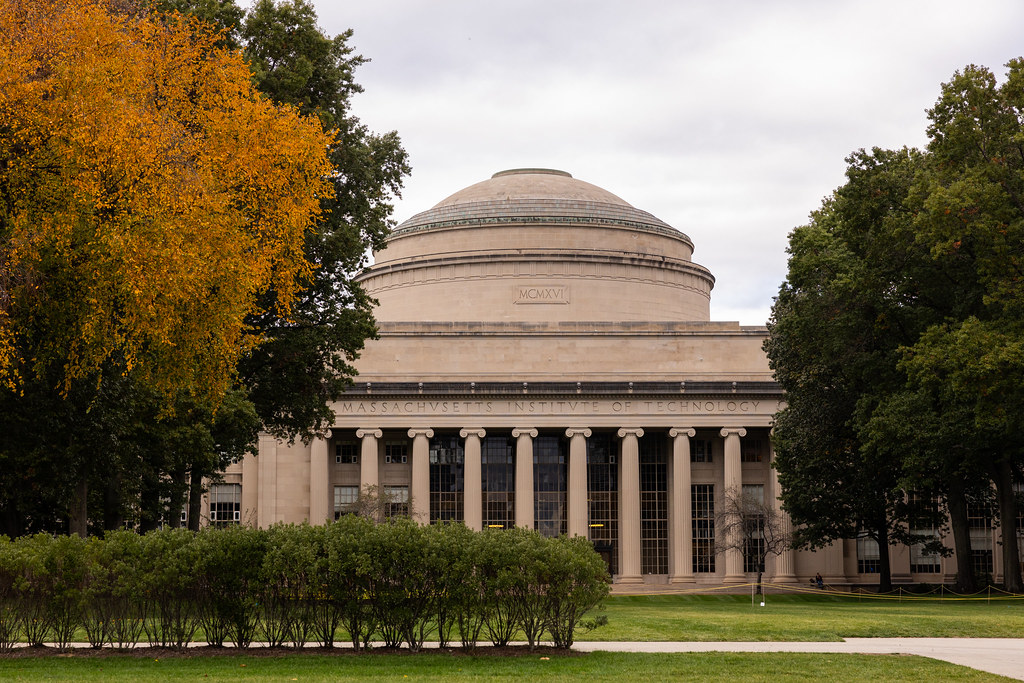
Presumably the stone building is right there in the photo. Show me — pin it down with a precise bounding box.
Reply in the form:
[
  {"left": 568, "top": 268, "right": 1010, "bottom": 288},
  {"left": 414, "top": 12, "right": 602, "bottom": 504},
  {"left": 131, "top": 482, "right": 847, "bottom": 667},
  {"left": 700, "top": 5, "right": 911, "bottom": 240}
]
[{"left": 216, "top": 168, "right": 1006, "bottom": 586}]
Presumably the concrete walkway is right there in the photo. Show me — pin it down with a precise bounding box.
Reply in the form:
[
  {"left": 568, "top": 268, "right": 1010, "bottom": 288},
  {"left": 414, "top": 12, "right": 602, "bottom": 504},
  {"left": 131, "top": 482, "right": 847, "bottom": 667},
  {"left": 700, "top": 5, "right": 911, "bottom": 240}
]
[
  {"left": 573, "top": 638, "right": 1024, "bottom": 680},
  {"left": 13, "top": 638, "right": 1023, "bottom": 679}
]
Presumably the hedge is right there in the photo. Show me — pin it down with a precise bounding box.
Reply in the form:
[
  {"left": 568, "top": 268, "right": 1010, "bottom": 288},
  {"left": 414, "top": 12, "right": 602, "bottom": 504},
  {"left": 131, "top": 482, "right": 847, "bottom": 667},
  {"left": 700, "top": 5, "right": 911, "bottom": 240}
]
[{"left": 0, "top": 520, "right": 609, "bottom": 652}]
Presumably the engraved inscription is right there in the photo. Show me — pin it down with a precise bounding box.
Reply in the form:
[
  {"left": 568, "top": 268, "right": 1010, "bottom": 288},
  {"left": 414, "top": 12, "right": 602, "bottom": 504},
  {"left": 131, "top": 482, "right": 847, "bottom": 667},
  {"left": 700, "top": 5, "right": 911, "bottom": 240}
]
[
  {"left": 514, "top": 283, "right": 570, "bottom": 305},
  {"left": 337, "top": 399, "right": 779, "bottom": 417}
]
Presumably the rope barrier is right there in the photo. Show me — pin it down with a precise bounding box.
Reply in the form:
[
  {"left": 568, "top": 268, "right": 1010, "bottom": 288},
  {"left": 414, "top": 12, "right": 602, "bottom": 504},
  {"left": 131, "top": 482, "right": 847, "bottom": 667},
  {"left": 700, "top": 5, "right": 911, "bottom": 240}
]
[{"left": 611, "top": 581, "right": 1024, "bottom": 602}]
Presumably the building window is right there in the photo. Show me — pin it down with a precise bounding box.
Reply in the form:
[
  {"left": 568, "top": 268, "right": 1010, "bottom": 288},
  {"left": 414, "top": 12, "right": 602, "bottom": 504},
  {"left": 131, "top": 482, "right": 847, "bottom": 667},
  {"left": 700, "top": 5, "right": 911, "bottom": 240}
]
[
  {"left": 908, "top": 492, "right": 941, "bottom": 574},
  {"left": 334, "top": 485, "right": 358, "bottom": 519},
  {"left": 741, "top": 439, "right": 764, "bottom": 463},
  {"left": 690, "top": 439, "right": 713, "bottom": 463},
  {"left": 967, "top": 499, "right": 994, "bottom": 577},
  {"left": 587, "top": 432, "right": 618, "bottom": 576},
  {"left": 385, "top": 440, "right": 407, "bottom": 464},
  {"left": 534, "top": 435, "right": 567, "bottom": 538},
  {"left": 209, "top": 483, "right": 241, "bottom": 526},
  {"left": 742, "top": 484, "right": 765, "bottom": 573},
  {"left": 692, "top": 484, "right": 715, "bottom": 573},
  {"left": 482, "top": 435, "right": 514, "bottom": 529},
  {"left": 384, "top": 485, "right": 409, "bottom": 518},
  {"left": 335, "top": 442, "right": 358, "bottom": 464},
  {"left": 640, "top": 436, "right": 668, "bottom": 574},
  {"left": 857, "top": 536, "right": 880, "bottom": 574},
  {"left": 429, "top": 434, "right": 464, "bottom": 523}
]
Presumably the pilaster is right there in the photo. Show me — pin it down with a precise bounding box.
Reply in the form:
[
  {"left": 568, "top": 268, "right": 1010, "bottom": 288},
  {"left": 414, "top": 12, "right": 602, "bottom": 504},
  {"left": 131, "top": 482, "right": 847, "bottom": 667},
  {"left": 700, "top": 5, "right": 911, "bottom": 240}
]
[
  {"left": 460, "top": 428, "right": 486, "bottom": 531},
  {"left": 617, "top": 427, "right": 644, "bottom": 583},
  {"left": 512, "top": 428, "right": 538, "bottom": 529},
  {"left": 565, "top": 428, "right": 592, "bottom": 538},
  {"left": 408, "top": 428, "right": 434, "bottom": 525},
  {"left": 720, "top": 427, "right": 747, "bottom": 583},
  {"left": 356, "top": 428, "right": 382, "bottom": 493},
  {"left": 308, "top": 437, "right": 330, "bottom": 525},
  {"left": 669, "top": 428, "right": 696, "bottom": 583}
]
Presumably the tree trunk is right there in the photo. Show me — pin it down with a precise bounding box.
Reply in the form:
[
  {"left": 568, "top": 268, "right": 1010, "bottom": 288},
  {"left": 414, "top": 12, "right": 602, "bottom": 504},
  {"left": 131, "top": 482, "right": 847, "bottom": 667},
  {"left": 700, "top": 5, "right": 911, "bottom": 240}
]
[
  {"left": 103, "top": 471, "right": 123, "bottom": 532},
  {"left": 187, "top": 468, "right": 203, "bottom": 532},
  {"left": 68, "top": 479, "right": 88, "bottom": 538},
  {"left": 993, "top": 458, "right": 1022, "bottom": 592},
  {"left": 946, "top": 479, "right": 976, "bottom": 592},
  {"left": 876, "top": 522, "right": 893, "bottom": 592},
  {"left": 0, "top": 506, "right": 23, "bottom": 538}
]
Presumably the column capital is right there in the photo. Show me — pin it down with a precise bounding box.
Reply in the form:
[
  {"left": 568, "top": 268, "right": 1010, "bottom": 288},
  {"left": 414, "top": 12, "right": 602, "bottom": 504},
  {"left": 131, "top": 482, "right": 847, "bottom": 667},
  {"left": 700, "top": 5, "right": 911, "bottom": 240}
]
[
  {"left": 669, "top": 427, "right": 696, "bottom": 438},
  {"left": 407, "top": 428, "right": 434, "bottom": 439},
  {"left": 719, "top": 427, "right": 747, "bottom": 438},
  {"left": 356, "top": 428, "right": 383, "bottom": 439},
  {"left": 617, "top": 427, "right": 645, "bottom": 438},
  {"left": 459, "top": 428, "right": 487, "bottom": 439},
  {"left": 565, "top": 427, "right": 592, "bottom": 438},
  {"left": 512, "top": 427, "right": 538, "bottom": 438}
]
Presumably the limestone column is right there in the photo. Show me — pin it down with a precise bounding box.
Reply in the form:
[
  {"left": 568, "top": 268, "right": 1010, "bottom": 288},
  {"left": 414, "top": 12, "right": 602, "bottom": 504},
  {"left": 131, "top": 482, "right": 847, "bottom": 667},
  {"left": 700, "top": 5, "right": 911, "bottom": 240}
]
[
  {"left": 565, "top": 428, "right": 591, "bottom": 538},
  {"left": 460, "top": 428, "right": 486, "bottom": 531},
  {"left": 257, "top": 434, "right": 279, "bottom": 528},
  {"left": 617, "top": 428, "right": 644, "bottom": 584},
  {"left": 240, "top": 451, "right": 259, "bottom": 527},
  {"left": 308, "top": 436, "right": 330, "bottom": 525},
  {"left": 669, "top": 428, "right": 696, "bottom": 584},
  {"left": 769, "top": 437, "right": 797, "bottom": 582},
  {"left": 408, "top": 428, "right": 434, "bottom": 525},
  {"left": 512, "top": 428, "right": 537, "bottom": 529},
  {"left": 356, "top": 429, "right": 382, "bottom": 493},
  {"left": 720, "top": 427, "right": 747, "bottom": 583}
]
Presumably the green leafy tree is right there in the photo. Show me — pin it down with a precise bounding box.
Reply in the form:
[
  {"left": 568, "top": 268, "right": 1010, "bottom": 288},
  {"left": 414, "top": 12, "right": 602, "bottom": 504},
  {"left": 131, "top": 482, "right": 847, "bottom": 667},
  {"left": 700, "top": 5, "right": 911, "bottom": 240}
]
[
  {"left": 767, "top": 148, "right": 928, "bottom": 592},
  {"left": 770, "top": 61, "right": 1024, "bottom": 593},
  {"left": 898, "top": 62, "right": 1024, "bottom": 592},
  {"left": 0, "top": 0, "right": 407, "bottom": 536},
  {"left": 236, "top": 0, "right": 410, "bottom": 441},
  {"left": 162, "top": 0, "right": 411, "bottom": 440}
]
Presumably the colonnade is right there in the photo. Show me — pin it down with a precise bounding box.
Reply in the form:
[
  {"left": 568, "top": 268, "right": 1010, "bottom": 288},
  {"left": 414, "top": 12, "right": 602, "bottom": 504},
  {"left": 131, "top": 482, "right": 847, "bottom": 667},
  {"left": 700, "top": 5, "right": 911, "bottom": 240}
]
[{"left": 307, "top": 425, "right": 797, "bottom": 583}]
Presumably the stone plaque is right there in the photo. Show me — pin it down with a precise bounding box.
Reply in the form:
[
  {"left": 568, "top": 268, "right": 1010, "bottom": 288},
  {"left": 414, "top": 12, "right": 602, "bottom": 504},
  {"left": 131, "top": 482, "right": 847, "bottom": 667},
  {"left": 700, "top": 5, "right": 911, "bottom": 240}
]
[{"left": 513, "top": 283, "right": 570, "bottom": 304}]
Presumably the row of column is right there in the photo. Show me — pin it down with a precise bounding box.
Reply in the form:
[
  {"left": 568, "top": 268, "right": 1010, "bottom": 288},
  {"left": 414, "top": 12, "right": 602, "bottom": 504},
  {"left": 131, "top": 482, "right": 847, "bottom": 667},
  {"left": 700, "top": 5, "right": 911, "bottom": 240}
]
[{"left": 309, "top": 426, "right": 796, "bottom": 583}]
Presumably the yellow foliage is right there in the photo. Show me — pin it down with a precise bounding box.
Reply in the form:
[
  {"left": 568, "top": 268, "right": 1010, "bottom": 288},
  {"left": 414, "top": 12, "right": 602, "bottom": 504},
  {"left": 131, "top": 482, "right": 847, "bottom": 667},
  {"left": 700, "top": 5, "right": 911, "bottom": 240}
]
[{"left": 0, "top": 0, "right": 333, "bottom": 401}]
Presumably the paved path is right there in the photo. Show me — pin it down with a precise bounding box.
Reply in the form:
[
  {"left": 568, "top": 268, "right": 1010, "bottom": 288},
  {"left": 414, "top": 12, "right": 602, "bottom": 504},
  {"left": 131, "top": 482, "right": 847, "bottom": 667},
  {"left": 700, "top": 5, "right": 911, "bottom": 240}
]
[
  {"left": 15, "top": 638, "right": 1024, "bottom": 679},
  {"left": 573, "top": 638, "right": 1024, "bottom": 680}
]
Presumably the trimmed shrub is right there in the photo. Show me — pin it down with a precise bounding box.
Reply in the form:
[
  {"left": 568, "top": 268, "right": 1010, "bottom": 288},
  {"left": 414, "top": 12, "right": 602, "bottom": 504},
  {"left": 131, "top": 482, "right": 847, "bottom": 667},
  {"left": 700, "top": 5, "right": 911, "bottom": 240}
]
[{"left": 139, "top": 528, "right": 201, "bottom": 648}]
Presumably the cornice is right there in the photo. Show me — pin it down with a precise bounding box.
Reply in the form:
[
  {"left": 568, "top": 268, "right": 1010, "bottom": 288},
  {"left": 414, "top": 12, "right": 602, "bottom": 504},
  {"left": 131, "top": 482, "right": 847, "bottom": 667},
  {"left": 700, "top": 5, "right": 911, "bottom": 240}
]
[{"left": 340, "top": 380, "right": 782, "bottom": 398}]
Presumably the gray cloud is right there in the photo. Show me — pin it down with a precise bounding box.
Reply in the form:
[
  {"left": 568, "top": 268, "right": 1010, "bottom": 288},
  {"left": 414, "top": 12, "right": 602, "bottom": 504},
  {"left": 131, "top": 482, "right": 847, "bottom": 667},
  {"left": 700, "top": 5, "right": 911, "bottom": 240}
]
[{"left": 306, "top": 0, "right": 1024, "bottom": 323}]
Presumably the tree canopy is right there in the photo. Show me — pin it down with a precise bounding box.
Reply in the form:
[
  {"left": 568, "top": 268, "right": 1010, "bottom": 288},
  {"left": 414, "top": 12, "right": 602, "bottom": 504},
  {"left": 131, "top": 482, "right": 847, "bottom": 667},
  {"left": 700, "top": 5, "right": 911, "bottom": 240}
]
[
  {"left": 768, "top": 61, "right": 1024, "bottom": 592},
  {"left": 0, "top": 0, "right": 408, "bottom": 535},
  {"left": 0, "top": 0, "right": 333, "bottom": 402}
]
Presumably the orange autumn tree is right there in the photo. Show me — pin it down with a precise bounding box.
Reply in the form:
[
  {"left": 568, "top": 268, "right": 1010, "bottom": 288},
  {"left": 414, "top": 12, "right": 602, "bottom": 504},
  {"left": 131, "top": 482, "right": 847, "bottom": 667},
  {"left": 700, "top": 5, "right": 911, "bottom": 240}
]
[{"left": 0, "top": 0, "right": 333, "bottom": 402}]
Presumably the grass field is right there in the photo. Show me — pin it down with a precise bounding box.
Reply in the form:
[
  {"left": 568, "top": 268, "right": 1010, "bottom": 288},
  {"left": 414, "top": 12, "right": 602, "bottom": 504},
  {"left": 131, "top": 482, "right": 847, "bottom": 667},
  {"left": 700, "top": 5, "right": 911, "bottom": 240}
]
[
  {"left": 593, "top": 593, "right": 1024, "bottom": 641},
  {"left": 2, "top": 594, "right": 1022, "bottom": 681},
  {"left": 0, "top": 651, "right": 1011, "bottom": 682}
]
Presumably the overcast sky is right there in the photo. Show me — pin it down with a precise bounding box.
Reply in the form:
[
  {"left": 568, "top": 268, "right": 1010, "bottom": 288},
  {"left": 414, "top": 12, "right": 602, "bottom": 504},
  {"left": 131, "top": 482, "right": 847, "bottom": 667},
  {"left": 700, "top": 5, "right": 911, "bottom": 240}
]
[{"left": 307, "top": 1, "right": 1022, "bottom": 325}]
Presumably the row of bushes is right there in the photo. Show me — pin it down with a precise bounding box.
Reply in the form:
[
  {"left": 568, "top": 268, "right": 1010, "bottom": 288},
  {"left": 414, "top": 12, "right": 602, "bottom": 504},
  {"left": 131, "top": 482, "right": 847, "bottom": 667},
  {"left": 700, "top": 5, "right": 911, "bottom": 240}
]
[{"left": 0, "top": 519, "right": 609, "bottom": 652}]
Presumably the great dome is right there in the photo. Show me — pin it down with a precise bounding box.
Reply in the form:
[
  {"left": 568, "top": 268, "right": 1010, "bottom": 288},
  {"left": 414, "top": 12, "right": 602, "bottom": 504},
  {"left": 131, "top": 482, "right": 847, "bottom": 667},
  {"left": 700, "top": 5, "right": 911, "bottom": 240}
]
[{"left": 356, "top": 169, "right": 716, "bottom": 323}]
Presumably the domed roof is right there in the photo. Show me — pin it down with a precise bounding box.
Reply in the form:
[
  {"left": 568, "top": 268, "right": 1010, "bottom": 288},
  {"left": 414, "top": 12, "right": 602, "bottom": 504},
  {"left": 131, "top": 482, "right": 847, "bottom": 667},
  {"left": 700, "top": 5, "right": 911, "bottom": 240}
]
[
  {"left": 359, "top": 167, "right": 714, "bottom": 324},
  {"left": 436, "top": 168, "right": 631, "bottom": 207},
  {"left": 393, "top": 168, "right": 682, "bottom": 240}
]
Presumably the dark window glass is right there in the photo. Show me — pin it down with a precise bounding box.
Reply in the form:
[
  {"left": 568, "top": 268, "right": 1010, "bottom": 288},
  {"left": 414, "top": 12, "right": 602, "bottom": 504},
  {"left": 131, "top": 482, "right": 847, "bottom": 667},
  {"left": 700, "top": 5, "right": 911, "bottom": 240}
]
[
  {"left": 640, "top": 435, "right": 668, "bottom": 574},
  {"left": 482, "top": 435, "right": 514, "bottom": 529},
  {"left": 588, "top": 432, "right": 619, "bottom": 576},
  {"left": 429, "top": 434, "right": 464, "bottom": 523},
  {"left": 692, "top": 484, "right": 715, "bottom": 573},
  {"left": 534, "top": 435, "right": 566, "bottom": 538}
]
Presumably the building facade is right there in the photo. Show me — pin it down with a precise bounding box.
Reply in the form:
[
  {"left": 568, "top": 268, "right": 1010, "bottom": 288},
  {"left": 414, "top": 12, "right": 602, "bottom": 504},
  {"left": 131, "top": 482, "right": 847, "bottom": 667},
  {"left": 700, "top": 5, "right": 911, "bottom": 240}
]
[{"left": 217, "top": 168, "right": 1009, "bottom": 586}]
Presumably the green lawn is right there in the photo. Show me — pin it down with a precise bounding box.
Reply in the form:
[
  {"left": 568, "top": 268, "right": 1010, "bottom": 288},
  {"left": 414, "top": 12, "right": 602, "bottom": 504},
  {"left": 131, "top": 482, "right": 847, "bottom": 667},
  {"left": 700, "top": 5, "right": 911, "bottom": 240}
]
[
  {"left": 593, "top": 594, "right": 1024, "bottom": 641},
  {"left": 0, "top": 651, "right": 1011, "bottom": 682}
]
